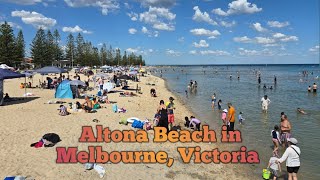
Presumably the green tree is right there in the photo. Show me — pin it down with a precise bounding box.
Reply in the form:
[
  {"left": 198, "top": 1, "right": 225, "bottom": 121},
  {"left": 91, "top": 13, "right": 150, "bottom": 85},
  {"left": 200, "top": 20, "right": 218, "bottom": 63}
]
[
  {"left": 115, "top": 48, "right": 121, "bottom": 66},
  {"left": 106, "top": 45, "right": 113, "bottom": 65},
  {"left": 76, "top": 33, "right": 85, "bottom": 65},
  {"left": 53, "top": 29, "right": 63, "bottom": 61},
  {"left": 30, "top": 28, "right": 47, "bottom": 67},
  {"left": 45, "top": 30, "right": 55, "bottom": 65},
  {"left": 122, "top": 51, "right": 128, "bottom": 66},
  {"left": 100, "top": 43, "right": 107, "bottom": 66},
  {"left": 0, "top": 21, "right": 16, "bottom": 66},
  {"left": 15, "top": 30, "right": 25, "bottom": 63},
  {"left": 65, "top": 33, "right": 75, "bottom": 66}
]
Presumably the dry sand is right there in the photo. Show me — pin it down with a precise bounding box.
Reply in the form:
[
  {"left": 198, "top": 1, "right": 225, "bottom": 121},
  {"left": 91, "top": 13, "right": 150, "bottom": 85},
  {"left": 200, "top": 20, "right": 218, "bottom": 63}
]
[{"left": 0, "top": 72, "right": 254, "bottom": 180}]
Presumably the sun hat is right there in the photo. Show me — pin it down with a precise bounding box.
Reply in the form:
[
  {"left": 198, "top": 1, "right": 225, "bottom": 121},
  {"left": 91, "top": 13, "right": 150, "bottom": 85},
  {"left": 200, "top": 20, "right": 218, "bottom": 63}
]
[
  {"left": 287, "top": 138, "right": 298, "bottom": 144},
  {"left": 223, "top": 109, "right": 228, "bottom": 113}
]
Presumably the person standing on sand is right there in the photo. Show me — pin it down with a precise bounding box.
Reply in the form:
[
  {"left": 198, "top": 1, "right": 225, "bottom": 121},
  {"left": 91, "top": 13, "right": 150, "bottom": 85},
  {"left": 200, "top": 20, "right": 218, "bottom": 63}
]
[
  {"left": 166, "top": 97, "right": 175, "bottom": 130},
  {"left": 276, "top": 138, "right": 300, "bottom": 180},
  {"left": 227, "top": 103, "right": 235, "bottom": 131},
  {"left": 280, "top": 115, "right": 292, "bottom": 147},
  {"left": 157, "top": 100, "right": 169, "bottom": 133},
  {"left": 261, "top": 95, "right": 271, "bottom": 113}
]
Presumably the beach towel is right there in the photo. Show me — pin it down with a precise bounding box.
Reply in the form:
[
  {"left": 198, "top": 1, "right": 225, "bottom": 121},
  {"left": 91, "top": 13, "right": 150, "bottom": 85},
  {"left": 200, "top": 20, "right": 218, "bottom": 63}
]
[
  {"left": 112, "top": 104, "right": 118, "bottom": 113},
  {"left": 132, "top": 120, "right": 144, "bottom": 129},
  {"left": 4, "top": 176, "right": 30, "bottom": 180}
]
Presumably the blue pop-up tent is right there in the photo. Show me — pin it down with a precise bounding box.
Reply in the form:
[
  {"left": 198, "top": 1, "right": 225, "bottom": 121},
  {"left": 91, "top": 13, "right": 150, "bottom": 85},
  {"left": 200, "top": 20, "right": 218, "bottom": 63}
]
[{"left": 55, "top": 80, "right": 73, "bottom": 99}]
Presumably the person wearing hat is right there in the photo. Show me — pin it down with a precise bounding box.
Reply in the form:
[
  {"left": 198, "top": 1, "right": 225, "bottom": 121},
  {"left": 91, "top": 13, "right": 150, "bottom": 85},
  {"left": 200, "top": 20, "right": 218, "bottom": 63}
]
[
  {"left": 221, "top": 109, "right": 228, "bottom": 126},
  {"left": 166, "top": 97, "right": 175, "bottom": 130},
  {"left": 276, "top": 138, "right": 301, "bottom": 180}
]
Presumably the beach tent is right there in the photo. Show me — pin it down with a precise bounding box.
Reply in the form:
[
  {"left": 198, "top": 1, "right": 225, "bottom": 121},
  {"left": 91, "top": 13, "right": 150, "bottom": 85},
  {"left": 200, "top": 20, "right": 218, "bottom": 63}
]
[
  {"left": 55, "top": 80, "right": 73, "bottom": 99},
  {"left": 0, "top": 64, "right": 14, "bottom": 70},
  {"left": 0, "top": 69, "right": 25, "bottom": 105},
  {"left": 103, "top": 82, "right": 114, "bottom": 92},
  {"left": 35, "top": 66, "right": 67, "bottom": 74}
]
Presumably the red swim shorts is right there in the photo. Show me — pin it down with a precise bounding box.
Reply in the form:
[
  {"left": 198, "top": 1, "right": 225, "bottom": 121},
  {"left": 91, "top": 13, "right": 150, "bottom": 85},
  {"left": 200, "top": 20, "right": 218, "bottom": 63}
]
[{"left": 168, "top": 114, "right": 174, "bottom": 123}]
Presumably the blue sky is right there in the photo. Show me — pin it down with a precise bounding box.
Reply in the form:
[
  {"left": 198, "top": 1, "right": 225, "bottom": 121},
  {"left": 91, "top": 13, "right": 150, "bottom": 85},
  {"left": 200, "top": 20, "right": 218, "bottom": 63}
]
[{"left": 0, "top": 0, "right": 319, "bottom": 65}]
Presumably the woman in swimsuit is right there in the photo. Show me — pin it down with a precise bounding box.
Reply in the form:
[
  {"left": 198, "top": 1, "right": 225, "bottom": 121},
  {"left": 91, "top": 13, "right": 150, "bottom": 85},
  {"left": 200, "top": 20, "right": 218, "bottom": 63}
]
[
  {"left": 211, "top": 93, "right": 216, "bottom": 110},
  {"left": 157, "top": 100, "right": 169, "bottom": 133}
]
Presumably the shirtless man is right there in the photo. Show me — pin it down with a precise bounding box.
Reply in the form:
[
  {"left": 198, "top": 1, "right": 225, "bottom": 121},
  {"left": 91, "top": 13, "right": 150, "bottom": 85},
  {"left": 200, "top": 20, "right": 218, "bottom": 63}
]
[
  {"left": 280, "top": 115, "right": 291, "bottom": 147},
  {"left": 82, "top": 96, "right": 93, "bottom": 113}
]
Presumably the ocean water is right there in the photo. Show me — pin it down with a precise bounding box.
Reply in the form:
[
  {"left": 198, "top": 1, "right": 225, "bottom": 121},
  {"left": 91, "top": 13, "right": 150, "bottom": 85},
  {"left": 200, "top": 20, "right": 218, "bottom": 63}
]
[{"left": 152, "top": 65, "right": 320, "bottom": 179}]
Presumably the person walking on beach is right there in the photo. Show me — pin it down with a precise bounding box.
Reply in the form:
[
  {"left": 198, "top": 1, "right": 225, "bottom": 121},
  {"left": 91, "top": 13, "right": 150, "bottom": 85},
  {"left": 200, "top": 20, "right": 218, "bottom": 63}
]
[
  {"left": 280, "top": 115, "right": 292, "bottom": 147},
  {"left": 211, "top": 93, "right": 216, "bottom": 109},
  {"left": 271, "top": 125, "right": 281, "bottom": 157},
  {"left": 157, "top": 100, "right": 169, "bottom": 133},
  {"left": 276, "top": 138, "right": 300, "bottom": 180},
  {"left": 166, "top": 97, "right": 175, "bottom": 130},
  {"left": 261, "top": 95, "right": 271, "bottom": 113},
  {"left": 227, "top": 103, "right": 235, "bottom": 131}
]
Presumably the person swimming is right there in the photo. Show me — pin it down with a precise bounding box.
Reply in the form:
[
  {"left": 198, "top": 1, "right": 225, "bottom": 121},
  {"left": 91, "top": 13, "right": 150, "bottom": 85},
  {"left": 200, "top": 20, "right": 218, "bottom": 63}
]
[{"left": 297, "top": 108, "right": 307, "bottom": 114}]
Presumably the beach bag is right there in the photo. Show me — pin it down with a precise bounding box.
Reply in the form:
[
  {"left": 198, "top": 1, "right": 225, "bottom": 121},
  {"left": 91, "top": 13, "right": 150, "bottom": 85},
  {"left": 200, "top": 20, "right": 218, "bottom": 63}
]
[
  {"left": 112, "top": 104, "right": 118, "bottom": 113},
  {"left": 132, "top": 120, "right": 144, "bottom": 129},
  {"left": 93, "top": 104, "right": 101, "bottom": 110},
  {"left": 262, "top": 169, "right": 271, "bottom": 179}
]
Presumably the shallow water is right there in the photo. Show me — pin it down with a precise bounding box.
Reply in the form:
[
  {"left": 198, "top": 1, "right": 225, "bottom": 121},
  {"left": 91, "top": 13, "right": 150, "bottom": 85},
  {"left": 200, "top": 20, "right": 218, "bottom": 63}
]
[{"left": 152, "top": 65, "right": 320, "bottom": 179}]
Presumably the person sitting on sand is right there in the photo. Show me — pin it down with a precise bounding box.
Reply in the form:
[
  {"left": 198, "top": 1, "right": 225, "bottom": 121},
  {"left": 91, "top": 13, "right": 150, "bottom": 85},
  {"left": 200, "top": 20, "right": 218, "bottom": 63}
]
[
  {"left": 102, "top": 90, "right": 110, "bottom": 104},
  {"left": 150, "top": 88, "right": 157, "bottom": 97},
  {"left": 82, "top": 96, "right": 93, "bottom": 113},
  {"left": 59, "top": 105, "right": 69, "bottom": 116},
  {"left": 92, "top": 97, "right": 101, "bottom": 109},
  {"left": 20, "top": 83, "right": 24, "bottom": 89},
  {"left": 3, "top": 93, "right": 10, "bottom": 101},
  {"left": 297, "top": 108, "right": 307, "bottom": 114},
  {"left": 189, "top": 116, "right": 201, "bottom": 131},
  {"left": 184, "top": 116, "right": 190, "bottom": 127}
]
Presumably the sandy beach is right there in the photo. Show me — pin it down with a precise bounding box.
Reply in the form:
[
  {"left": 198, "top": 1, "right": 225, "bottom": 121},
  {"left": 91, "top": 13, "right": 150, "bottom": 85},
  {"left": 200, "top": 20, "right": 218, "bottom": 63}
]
[{"left": 0, "top": 72, "right": 254, "bottom": 180}]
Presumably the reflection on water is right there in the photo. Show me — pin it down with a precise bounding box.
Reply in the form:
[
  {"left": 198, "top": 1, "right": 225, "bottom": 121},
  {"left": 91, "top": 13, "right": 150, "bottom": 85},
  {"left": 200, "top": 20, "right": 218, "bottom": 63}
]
[{"left": 153, "top": 65, "right": 320, "bottom": 179}]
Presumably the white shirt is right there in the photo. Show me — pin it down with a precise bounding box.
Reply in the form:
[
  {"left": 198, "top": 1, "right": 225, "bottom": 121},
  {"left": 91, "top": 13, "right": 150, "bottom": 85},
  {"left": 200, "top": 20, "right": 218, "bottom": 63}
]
[
  {"left": 269, "top": 157, "right": 279, "bottom": 170},
  {"left": 261, "top": 98, "right": 271, "bottom": 106},
  {"left": 278, "top": 145, "right": 300, "bottom": 167}
]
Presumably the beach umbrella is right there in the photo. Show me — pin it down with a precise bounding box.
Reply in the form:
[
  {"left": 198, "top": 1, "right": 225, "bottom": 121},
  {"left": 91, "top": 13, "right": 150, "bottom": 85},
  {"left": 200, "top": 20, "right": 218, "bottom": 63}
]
[
  {"left": 35, "top": 66, "right": 67, "bottom": 74},
  {"left": 69, "top": 79, "right": 86, "bottom": 86}
]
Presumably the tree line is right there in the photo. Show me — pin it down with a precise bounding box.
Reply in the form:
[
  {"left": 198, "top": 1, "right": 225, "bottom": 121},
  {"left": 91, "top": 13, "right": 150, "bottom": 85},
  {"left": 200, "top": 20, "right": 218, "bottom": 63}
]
[{"left": 0, "top": 21, "right": 146, "bottom": 68}]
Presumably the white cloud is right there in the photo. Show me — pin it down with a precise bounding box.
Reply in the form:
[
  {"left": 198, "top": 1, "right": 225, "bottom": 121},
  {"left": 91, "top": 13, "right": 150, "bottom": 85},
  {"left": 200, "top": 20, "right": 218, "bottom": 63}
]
[
  {"left": 190, "top": 28, "right": 221, "bottom": 39},
  {"left": 279, "top": 36, "right": 298, "bottom": 42},
  {"left": 267, "top": 21, "right": 290, "bottom": 28},
  {"left": 178, "top": 37, "right": 184, "bottom": 42},
  {"left": 193, "top": 40, "right": 209, "bottom": 48},
  {"left": 166, "top": 49, "right": 181, "bottom": 56},
  {"left": 212, "top": 0, "right": 262, "bottom": 16},
  {"left": 252, "top": 22, "right": 267, "bottom": 32},
  {"left": 97, "top": 43, "right": 103, "bottom": 46},
  {"left": 263, "top": 44, "right": 279, "bottom": 47},
  {"left": 11, "top": 10, "right": 56, "bottom": 29},
  {"left": 128, "top": 28, "right": 137, "bottom": 34},
  {"left": 189, "top": 50, "right": 197, "bottom": 55},
  {"left": 273, "top": 33, "right": 286, "bottom": 38},
  {"left": 127, "top": 12, "right": 138, "bottom": 21},
  {"left": 255, "top": 37, "right": 275, "bottom": 44},
  {"left": 233, "top": 36, "right": 252, "bottom": 43},
  {"left": 309, "top": 45, "right": 319, "bottom": 53},
  {"left": 139, "top": 6, "right": 176, "bottom": 31},
  {"left": 220, "top": 20, "right": 236, "bottom": 27},
  {"left": 62, "top": 25, "right": 92, "bottom": 34},
  {"left": 238, "top": 48, "right": 273, "bottom": 56},
  {"left": 192, "top": 6, "right": 217, "bottom": 25},
  {"left": 1, "top": 0, "right": 45, "bottom": 5},
  {"left": 139, "top": 0, "right": 176, "bottom": 8},
  {"left": 200, "top": 50, "right": 230, "bottom": 56},
  {"left": 148, "top": 49, "right": 154, "bottom": 53},
  {"left": 126, "top": 47, "right": 139, "bottom": 53},
  {"left": 64, "top": 0, "right": 119, "bottom": 15},
  {"left": 141, "top": 26, "right": 148, "bottom": 33},
  {"left": 124, "top": 2, "right": 131, "bottom": 9},
  {"left": 0, "top": 21, "right": 22, "bottom": 29}
]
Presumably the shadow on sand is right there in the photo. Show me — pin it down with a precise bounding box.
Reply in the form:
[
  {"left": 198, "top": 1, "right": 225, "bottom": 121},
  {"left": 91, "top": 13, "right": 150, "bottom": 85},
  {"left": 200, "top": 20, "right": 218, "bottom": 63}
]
[{"left": 1, "top": 97, "right": 40, "bottom": 106}]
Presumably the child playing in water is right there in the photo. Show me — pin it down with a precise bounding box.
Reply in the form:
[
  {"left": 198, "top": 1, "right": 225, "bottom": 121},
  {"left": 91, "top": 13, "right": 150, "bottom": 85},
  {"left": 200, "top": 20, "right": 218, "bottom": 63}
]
[
  {"left": 271, "top": 125, "right": 281, "bottom": 157},
  {"left": 221, "top": 109, "right": 228, "bottom": 126},
  {"left": 217, "top": 99, "right": 222, "bottom": 111},
  {"left": 267, "top": 154, "right": 281, "bottom": 180},
  {"left": 238, "top": 112, "right": 245, "bottom": 124}
]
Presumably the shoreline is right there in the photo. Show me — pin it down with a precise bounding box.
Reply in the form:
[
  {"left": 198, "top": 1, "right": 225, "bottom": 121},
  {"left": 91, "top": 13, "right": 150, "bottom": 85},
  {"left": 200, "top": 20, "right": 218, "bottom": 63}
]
[{"left": 0, "top": 72, "right": 256, "bottom": 179}]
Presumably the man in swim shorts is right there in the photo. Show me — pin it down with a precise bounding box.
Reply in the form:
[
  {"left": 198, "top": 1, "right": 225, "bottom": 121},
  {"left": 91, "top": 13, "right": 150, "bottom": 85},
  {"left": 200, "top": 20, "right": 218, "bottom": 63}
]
[
  {"left": 261, "top": 95, "right": 271, "bottom": 112},
  {"left": 280, "top": 115, "right": 291, "bottom": 147}
]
